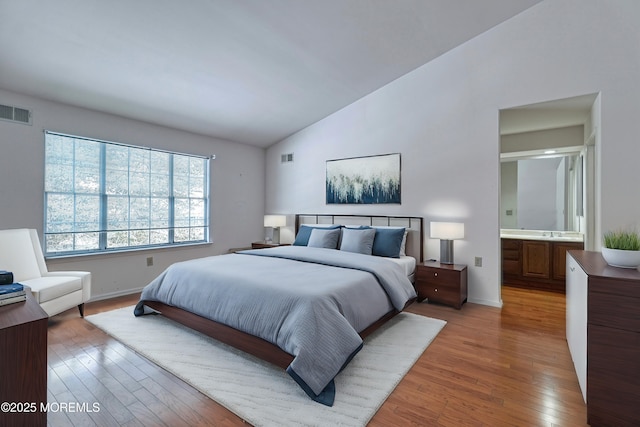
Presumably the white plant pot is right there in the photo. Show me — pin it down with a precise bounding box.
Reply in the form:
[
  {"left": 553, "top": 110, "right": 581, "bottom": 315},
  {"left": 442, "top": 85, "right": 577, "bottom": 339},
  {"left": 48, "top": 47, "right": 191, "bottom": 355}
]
[{"left": 601, "top": 247, "right": 640, "bottom": 268}]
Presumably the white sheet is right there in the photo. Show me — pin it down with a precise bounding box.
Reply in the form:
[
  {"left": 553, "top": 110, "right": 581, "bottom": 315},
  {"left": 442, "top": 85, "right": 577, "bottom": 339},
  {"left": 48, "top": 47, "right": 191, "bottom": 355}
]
[{"left": 388, "top": 255, "right": 416, "bottom": 277}]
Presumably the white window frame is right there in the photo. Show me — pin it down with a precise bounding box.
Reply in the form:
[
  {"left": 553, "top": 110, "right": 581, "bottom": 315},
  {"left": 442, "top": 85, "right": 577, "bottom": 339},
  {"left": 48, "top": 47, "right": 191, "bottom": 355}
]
[{"left": 44, "top": 131, "right": 210, "bottom": 257}]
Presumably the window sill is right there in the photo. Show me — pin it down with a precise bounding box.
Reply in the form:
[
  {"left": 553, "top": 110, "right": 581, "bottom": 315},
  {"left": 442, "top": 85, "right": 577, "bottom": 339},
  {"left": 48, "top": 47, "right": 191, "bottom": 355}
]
[{"left": 45, "top": 241, "right": 213, "bottom": 260}]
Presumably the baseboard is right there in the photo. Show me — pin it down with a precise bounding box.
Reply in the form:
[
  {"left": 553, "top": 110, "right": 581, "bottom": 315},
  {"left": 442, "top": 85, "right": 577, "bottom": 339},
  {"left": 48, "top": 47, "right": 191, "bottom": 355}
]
[
  {"left": 467, "top": 297, "right": 503, "bottom": 308},
  {"left": 89, "top": 287, "right": 145, "bottom": 303}
]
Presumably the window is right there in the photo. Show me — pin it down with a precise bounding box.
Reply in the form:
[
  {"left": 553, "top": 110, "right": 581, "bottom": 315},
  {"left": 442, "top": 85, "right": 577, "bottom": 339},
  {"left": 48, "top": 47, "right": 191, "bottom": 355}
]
[{"left": 44, "top": 131, "right": 209, "bottom": 256}]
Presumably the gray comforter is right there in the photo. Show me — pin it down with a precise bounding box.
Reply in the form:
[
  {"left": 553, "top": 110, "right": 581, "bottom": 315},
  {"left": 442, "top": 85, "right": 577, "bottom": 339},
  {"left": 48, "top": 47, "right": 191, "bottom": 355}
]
[{"left": 134, "top": 246, "right": 416, "bottom": 405}]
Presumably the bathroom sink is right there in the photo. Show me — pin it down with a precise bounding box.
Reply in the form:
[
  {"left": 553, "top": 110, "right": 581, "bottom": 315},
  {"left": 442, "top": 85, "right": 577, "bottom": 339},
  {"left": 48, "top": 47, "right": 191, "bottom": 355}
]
[{"left": 500, "top": 230, "right": 584, "bottom": 242}]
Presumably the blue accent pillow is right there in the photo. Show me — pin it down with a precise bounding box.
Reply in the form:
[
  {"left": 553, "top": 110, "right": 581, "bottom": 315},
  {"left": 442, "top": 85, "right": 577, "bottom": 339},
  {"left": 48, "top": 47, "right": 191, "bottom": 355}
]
[
  {"left": 307, "top": 228, "right": 341, "bottom": 249},
  {"left": 372, "top": 227, "right": 406, "bottom": 258},
  {"left": 293, "top": 224, "right": 341, "bottom": 246},
  {"left": 339, "top": 228, "right": 376, "bottom": 255}
]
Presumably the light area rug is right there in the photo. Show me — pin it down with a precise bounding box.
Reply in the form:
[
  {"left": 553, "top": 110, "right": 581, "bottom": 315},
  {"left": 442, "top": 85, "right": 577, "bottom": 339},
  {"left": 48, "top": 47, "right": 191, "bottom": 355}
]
[{"left": 86, "top": 307, "right": 446, "bottom": 427}]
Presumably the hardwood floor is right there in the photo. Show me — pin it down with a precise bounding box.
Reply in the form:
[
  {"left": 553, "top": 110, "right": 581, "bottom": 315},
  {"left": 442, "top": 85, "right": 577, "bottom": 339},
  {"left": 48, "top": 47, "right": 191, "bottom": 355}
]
[{"left": 46, "top": 287, "right": 587, "bottom": 426}]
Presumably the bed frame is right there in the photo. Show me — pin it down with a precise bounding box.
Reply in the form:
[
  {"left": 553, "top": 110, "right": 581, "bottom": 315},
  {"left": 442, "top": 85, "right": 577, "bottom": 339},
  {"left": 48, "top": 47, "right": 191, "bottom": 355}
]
[{"left": 141, "top": 214, "right": 423, "bottom": 370}]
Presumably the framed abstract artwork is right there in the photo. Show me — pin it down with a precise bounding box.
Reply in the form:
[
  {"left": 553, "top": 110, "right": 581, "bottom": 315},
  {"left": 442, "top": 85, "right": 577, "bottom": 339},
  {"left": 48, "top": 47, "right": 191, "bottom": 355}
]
[{"left": 326, "top": 153, "right": 401, "bottom": 204}]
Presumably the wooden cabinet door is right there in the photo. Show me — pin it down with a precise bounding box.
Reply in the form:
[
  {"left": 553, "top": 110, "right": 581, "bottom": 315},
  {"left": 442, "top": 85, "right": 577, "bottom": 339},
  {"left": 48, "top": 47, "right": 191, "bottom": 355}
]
[
  {"left": 553, "top": 242, "right": 583, "bottom": 280},
  {"left": 522, "top": 241, "right": 550, "bottom": 278}
]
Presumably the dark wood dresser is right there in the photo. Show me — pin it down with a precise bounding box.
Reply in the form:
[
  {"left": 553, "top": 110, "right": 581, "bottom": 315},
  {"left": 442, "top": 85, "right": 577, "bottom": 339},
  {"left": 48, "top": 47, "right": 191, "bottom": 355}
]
[
  {"left": 567, "top": 250, "right": 640, "bottom": 426},
  {"left": 415, "top": 261, "right": 467, "bottom": 309},
  {"left": 0, "top": 291, "right": 48, "bottom": 427}
]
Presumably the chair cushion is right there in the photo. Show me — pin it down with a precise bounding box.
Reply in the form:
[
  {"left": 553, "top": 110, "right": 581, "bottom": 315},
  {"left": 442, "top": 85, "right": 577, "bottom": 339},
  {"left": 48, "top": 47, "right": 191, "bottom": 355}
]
[{"left": 23, "top": 276, "right": 82, "bottom": 303}]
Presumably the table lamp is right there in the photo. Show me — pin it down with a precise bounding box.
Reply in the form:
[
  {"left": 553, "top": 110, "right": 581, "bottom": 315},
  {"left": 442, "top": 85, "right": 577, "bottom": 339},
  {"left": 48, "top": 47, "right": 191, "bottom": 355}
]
[
  {"left": 264, "top": 215, "right": 287, "bottom": 244},
  {"left": 430, "top": 221, "right": 464, "bottom": 264}
]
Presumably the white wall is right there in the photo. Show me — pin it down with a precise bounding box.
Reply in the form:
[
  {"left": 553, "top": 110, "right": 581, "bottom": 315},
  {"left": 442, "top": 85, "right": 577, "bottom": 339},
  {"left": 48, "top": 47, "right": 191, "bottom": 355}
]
[
  {"left": 501, "top": 125, "right": 584, "bottom": 153},
  {"left": 265, "top": 0, "right": 640, "bottom": 307},
  {"left": 0, "top": 89, "right": 265, "bottom": 300}
]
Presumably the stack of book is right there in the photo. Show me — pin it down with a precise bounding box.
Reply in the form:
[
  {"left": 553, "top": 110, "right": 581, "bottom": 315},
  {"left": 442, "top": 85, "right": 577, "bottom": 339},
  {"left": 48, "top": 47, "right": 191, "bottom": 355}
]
[{"left": 0, "top": 282, "right": 27, "bottom": 307}]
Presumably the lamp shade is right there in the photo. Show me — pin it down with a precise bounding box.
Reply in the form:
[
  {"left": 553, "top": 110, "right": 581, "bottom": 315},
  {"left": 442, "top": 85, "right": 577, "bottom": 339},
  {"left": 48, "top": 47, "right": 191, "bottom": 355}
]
[
  {"left": 264, "top": 215, "right": 287, "bottom": 228},
  {"left": 430, "top": 222, "right": 464, "bottom": 240}
]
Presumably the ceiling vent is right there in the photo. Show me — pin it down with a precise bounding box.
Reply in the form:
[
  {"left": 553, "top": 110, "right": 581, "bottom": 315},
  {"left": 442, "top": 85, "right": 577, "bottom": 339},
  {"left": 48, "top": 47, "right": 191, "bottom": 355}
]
[
  {"left": 0, "top": 103, "right": 32, "bottom": 125},
  {"left": 281, "top": 153, "right": 294, "bottom": 163}
]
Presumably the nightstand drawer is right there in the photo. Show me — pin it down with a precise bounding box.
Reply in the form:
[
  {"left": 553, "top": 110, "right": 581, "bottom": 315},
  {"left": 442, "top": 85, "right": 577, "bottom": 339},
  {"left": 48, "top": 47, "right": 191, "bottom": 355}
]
[
  {"left": 421, "top": 283, "right": 460, "bottom": 305},
  {"left": 417, "top": 267, "right": 459, "bottom": 287}
]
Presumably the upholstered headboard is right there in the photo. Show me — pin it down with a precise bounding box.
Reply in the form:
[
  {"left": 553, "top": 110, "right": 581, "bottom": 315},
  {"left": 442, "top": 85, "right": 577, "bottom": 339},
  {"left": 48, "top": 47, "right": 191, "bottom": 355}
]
[{"left": 295, "top": 214, "right": 424, "bottom": 262}]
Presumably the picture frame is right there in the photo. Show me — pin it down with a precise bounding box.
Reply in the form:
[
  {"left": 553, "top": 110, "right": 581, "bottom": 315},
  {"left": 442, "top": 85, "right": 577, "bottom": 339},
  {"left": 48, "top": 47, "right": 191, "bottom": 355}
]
[{"left": 326, "top": 153, "right": 401, "bottom": 204}]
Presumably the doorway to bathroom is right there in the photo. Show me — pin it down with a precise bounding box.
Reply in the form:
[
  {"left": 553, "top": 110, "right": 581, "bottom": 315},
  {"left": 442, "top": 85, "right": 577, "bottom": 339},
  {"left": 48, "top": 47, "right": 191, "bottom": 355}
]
[{"left": 498, "top": 93, "right": 600, "bottom": 307}]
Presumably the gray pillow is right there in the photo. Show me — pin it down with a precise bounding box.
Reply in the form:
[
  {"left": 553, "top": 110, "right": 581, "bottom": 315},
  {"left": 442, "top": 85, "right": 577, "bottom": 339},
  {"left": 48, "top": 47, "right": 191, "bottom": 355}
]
[
  {"left": 293, "top": 224, "right": 341, "bottom": 246},
  {"left": 339, "top": 227, "right": 376, "bottom": 255},
  {"left": 307, "top": 228, "right": 341, "bottom": 249}
]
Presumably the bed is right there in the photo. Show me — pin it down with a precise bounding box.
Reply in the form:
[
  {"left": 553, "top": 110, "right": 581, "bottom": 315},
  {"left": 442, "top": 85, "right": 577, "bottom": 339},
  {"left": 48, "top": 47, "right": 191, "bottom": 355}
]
[{"left": 134, "top": 214, "right": 423, "bottom": 406}]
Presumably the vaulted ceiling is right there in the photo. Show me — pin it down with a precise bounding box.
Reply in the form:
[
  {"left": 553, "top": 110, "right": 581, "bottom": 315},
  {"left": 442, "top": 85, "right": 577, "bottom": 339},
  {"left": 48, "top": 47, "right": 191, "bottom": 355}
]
[{"left": 0, "top": 0, "right": 542, "bottom": 147}]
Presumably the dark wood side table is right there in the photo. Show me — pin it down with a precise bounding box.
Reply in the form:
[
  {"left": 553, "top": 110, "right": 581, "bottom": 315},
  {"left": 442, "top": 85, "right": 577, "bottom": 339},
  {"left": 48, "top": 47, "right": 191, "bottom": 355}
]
[
  {"left": 416, "top": 261, "right": 468, "bottom": 309},
  {"left": 567, "top": 250, "right": 640, "bottom": 426},
  {"left": 251, "top": 242, "right": 291, "bottom": 249},
  {"left": 0, "top": 290, "right": 48, "bottom": 427}
]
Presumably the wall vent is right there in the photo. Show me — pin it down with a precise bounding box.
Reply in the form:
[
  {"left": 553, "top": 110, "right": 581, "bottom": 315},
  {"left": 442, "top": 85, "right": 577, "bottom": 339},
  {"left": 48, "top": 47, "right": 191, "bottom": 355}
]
[
  {"left": 281, "top": 153, "right": 294, "bottom": 163},
  {"left": 0, "top": 104, "right": 32, "bottom": 125}
]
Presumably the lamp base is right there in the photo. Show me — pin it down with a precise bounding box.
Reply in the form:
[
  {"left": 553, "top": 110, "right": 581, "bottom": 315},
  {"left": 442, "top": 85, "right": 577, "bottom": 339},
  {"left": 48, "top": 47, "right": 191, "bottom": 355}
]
[
  {"left": 265, "top": 227, "right": 280, "bottom": 244},
  {"left": 440, "top": 239, "right": 454, "bottom": 264}
]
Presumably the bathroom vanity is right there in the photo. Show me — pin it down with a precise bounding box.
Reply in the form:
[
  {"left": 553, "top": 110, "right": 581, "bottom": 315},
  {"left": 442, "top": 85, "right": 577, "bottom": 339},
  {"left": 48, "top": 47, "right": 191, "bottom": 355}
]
[{"left": 501, "top": 230, "right": 583, "bottom": 293}]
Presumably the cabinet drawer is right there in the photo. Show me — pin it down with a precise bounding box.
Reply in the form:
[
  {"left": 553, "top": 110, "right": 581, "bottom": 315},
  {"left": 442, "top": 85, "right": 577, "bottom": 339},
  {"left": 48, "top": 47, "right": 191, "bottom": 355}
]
[
  {"left": 589, "top": 291, "right": 640, "bottom": 333},
  {"left": 501, "top": 239, "right": 520, "bottom": 250},
  {"left": 417, "top": 267, "right": 459, "bottom": 286},
  {"left": 419, "top": 282, "right": 459, "bottom": 306},
  {"left": 587, "top": 324, "right": 640, "bottom": 425},
  {"left": 502, "top": 248, "right": 520, "bottom": 261}
]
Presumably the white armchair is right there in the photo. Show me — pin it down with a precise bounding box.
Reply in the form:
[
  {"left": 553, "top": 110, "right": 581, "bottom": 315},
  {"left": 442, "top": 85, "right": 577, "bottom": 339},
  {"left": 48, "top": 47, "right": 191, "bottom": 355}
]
[{"left": 0, "top": 229, "right": 91, "bottom": 317}]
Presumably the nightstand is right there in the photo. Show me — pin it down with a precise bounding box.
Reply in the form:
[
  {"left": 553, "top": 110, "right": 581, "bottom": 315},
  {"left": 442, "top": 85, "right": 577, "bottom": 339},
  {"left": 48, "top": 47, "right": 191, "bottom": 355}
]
[
  {"left": 416, "top": 261, "right": 468, "bottom": 309},
  {"left": 251, "top": 242, "right": 290, "bottom": 249}
]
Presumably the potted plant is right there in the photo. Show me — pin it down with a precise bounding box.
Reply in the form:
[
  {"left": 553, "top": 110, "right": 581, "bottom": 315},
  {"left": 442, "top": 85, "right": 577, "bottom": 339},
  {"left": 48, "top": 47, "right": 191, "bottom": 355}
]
[{"left": 602, "top": 229, "right": 640, "bottom": 268}]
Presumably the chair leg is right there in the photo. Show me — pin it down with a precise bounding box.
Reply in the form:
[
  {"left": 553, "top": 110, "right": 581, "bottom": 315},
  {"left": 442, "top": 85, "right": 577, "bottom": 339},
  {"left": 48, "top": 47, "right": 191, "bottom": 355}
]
[{"left": 78, "top": 303, "right": 85, "bottom": 317}]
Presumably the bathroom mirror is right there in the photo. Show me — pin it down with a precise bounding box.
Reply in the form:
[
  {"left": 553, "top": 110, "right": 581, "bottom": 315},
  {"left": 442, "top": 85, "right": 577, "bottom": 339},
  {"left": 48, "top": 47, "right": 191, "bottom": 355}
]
[
  {"left": 500, "top": 153, "right": 582, "bottom": 231},
  {"left": 499, "top": 94, "right": 597, "bottom": 234}
]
